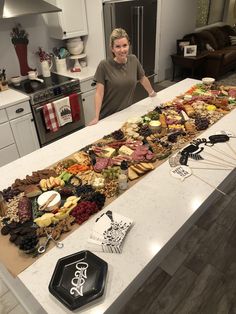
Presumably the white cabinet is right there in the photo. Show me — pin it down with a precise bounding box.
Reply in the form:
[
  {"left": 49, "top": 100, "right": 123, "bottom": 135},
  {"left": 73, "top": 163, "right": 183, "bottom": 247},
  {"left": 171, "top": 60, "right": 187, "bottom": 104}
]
[
  {"left": 45, "top": 0, "right": 88, "bottom": 39},
  {"left": 10, "top": 113, "right": 40, "bottom": 157},
  {"left": 0, "top": 122, "right": 15, "bottom": 148},
  {"left": 80, "top": 78, "right": 96, "bottom": 126},
  {"left": 0, "top": 144, "right": 19, "bottom": 167},
  {"left": 0, "top": 100, "right": 40, "bottom": 167},
  {"left": 82, "top": 89, "right": 96, "bottom": 125}
]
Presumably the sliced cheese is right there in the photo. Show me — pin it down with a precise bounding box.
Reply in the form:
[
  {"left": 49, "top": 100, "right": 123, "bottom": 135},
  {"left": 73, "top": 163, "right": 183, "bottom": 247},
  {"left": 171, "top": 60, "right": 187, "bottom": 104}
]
[
  {"left": 118, "top": 145, "right": 134, "bottom": 156},
  {"left": 102, "top": 147, "right": 116, "bottom": 158}
]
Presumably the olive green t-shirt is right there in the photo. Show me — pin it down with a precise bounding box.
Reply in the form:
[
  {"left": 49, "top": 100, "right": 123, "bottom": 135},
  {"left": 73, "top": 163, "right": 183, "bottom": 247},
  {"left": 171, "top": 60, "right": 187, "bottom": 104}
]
[{"left": 94, "top": 54, "right": 145, "bottom": 119}]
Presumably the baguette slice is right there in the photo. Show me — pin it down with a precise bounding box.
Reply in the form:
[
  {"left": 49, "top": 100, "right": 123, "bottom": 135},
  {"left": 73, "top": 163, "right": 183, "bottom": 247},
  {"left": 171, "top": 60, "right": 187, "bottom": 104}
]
[
  {"left": 128, "top": 167, "right": 139, "bottom": 180},
  {"left": 130, "top": 165, "right": 145, "bottom": 175},
  {"left": 140, "top": 162, "right": 154, "bottom": 170}
]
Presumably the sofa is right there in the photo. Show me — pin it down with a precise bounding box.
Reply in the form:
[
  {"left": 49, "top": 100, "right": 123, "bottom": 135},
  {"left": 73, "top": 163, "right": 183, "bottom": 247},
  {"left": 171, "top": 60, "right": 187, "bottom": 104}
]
[{"left": 183, "top": 25, "right": 236, "bottom": 79}]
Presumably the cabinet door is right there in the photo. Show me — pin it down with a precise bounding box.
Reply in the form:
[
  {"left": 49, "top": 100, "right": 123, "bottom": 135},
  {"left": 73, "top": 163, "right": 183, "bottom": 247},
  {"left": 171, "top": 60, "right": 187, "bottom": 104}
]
[
  {"left": 0, "top": 122, "right": 15, "bottom": 149},
  {"left": 10, "top": 114, "right": 40, "bottom": 157},
  {"left": 81, "top": 89, "right": 96, "bottom": 126},
  {"left": 0, "top": 144, "right": 19, "bottom": 167},
  {"left": 0, "top": 109, "right": 7, "bottom": 123},
  {"left": 60, "top": 0, "right": 88, "bottom": 38},
  {"left": 46, "top": 0, "right": 88, "bottom": 39}
]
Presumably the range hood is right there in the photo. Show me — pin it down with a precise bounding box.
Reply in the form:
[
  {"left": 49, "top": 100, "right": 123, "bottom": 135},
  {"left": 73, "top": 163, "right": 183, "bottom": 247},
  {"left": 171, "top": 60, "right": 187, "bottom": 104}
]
[{"left": 0, "top": 0, "right": 62, "bottom": 19}]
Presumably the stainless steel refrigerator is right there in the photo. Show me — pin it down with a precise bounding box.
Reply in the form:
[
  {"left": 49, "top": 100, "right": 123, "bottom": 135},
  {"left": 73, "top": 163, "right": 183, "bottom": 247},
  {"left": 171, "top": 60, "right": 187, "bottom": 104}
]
[{"left": 103, "top": 0, "right": 157, "bottom": 102}]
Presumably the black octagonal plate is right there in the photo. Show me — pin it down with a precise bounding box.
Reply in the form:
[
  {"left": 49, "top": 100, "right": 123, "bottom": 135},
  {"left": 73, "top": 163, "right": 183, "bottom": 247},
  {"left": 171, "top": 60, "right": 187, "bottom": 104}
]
[{"left": 48, "top": 250, "right": 108, "bottom": 310}]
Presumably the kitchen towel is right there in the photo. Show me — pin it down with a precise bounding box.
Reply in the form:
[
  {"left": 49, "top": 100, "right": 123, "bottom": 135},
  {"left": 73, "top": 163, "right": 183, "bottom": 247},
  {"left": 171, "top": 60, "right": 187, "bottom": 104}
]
[
  {"left": 42, "top": 103, "right": 59, "bottom": 132},
  {"left": 69, "top": 93, "right": 80, "bottom": 121},
  {"left": 53, "top": 96, "right": 72, "bottom": 126}
]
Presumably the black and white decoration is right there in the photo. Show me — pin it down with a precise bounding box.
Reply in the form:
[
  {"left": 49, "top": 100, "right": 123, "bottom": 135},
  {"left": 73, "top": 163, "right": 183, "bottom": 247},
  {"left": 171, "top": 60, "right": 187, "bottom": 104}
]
[{"left": 88, "top": 210, "right": 133, "bottom": 253}]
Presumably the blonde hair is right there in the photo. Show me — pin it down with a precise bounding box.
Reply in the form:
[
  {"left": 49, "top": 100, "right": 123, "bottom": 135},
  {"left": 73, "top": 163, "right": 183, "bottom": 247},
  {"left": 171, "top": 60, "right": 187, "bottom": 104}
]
[{"left": 109, "top": 28, "right": 130, "bottom": 48}]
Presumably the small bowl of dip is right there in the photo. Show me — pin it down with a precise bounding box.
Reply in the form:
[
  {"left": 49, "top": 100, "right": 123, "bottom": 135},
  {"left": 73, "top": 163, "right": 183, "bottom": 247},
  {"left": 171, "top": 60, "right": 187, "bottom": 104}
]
[{"left": 149, "top": 120, "right": 161, "bottom": 132}]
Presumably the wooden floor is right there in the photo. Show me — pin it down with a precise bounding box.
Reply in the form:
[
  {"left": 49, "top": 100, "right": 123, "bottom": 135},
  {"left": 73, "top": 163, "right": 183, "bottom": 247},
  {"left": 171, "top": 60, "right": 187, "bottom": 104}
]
[{"left": 120, "top": 171, "right": 236, "bottom": 314}]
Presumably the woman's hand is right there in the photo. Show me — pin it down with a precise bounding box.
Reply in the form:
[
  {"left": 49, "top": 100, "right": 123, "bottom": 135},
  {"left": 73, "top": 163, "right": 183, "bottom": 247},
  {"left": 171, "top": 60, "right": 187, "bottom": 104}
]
[
  {"left": 149, "top": 90, "right": 157, "bottom": 97},
  {"left": 88, "top": 117, "right": 99, "bottom": 126}
]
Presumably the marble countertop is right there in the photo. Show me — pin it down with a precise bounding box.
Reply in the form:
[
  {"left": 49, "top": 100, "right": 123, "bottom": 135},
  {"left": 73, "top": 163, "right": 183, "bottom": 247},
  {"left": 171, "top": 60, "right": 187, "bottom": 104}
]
[
  {"left": 1, "top": 78, "right": 236, "bottom": 313},
  {"left": 0, "top": 88, "right": 29, "bottom": 110}
]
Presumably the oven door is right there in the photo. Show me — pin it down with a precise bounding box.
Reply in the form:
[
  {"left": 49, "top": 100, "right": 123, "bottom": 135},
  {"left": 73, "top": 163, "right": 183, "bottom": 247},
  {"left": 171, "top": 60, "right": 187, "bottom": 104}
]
[{"left": 32, "top": 93, "right": 85, "bottom": 147}]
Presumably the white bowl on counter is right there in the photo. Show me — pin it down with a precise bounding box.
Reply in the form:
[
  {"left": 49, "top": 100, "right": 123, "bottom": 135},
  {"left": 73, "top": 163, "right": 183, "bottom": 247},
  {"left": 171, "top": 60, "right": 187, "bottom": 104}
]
[{"left": 11, "top": 76, "right": 22, "bottom": 86}]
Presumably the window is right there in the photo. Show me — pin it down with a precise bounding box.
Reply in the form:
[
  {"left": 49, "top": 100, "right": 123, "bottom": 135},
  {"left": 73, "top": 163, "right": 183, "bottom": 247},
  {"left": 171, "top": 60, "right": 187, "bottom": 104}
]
[{"left": 196, "top": 0, "right": 227, "bottom": 28}]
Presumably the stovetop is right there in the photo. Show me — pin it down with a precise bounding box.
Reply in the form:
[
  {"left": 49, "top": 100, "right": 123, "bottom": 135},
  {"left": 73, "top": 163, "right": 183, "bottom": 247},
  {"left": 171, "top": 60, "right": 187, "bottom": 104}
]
[{"left": 9, "top": 73, "right": 81, "bottom": 105}]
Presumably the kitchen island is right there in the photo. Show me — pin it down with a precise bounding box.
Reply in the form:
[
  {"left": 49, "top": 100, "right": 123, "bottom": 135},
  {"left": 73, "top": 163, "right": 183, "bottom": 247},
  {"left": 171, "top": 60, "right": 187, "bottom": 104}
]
[{"left": 1, "top": 78, "right": 236, "bottom": 313}]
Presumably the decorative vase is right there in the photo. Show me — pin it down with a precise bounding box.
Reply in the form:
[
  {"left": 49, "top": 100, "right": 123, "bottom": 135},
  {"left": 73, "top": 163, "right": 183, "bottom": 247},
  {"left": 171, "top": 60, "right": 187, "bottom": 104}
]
[
  {"left": 14, "top": 43, "right": 33, "bottom": 76},
  {"left": 41, "top": 60, "right": 53, "bottom": 77}
]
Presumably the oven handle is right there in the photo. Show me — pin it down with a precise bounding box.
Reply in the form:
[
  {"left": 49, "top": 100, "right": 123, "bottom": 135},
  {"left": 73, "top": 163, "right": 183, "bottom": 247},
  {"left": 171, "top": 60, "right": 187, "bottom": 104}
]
[{"left": 34, "top": 92, "right": 83, "bottom": 112}]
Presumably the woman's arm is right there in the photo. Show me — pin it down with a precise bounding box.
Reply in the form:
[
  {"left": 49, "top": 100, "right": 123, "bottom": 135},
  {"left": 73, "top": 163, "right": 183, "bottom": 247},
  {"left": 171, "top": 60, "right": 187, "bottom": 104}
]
[
  {"left": 139, "top": 76, "right": 156, "bottom": 97},
  {"left": 88, "top": 83, "right": 104, "bottom": 125}
]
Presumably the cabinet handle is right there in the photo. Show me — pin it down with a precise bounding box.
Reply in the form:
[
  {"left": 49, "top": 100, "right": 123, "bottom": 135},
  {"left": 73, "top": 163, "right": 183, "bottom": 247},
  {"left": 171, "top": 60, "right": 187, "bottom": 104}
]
[
  {"left": 31, "top": 118, "right": 34, "bottom": 122},
  {"left": 63, "top": 31, "right": 66, "bottom": 35},
  {"left": 91, "top": 82, "right": 96, "bottom": 87},
  {"left": 16, "top": 108, "right": 24, "bottom": 114},
  {"left": 82, "top": 99, "right": 85, "bottom": 101}
]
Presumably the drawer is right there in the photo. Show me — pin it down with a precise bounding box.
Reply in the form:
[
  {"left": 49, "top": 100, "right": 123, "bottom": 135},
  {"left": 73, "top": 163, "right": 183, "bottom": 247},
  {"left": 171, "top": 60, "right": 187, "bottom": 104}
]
[
  {"left": 0, "top": 122, "right": 14, "bottom": 149},
  {"left": 80, "top": 78, "right": 96, "bottom": 93},
  {"left": 0, "top": 109, "right": 8, "bottom": 123},
  {"left": 6, "top": 101, "right": 31, "bottom": 120},
  {"left": 0, "top": 144, "right": 19, "bottom": 167}
]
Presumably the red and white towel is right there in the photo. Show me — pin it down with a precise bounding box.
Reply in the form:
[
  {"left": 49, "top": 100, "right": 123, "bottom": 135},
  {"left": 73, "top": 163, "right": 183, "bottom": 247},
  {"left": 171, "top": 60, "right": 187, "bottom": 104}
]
[
  {"left": 43, "top": 103, "right": 59, "bottom": 132},
  {"left": 53, "top": 96, "right": 72, "bottom": 126},
  {"left": 69, "top": 93, "right": 81, "bottom": 121}
]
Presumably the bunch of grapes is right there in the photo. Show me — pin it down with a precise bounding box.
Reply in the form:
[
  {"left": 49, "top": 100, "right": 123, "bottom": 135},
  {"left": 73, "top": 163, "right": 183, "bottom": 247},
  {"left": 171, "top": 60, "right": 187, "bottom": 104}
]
[
  {"left": 111, "top": 129, "right": 125, "bottom": 140},
  {"left": 139, "top": 125, "right": 152, "bottom": 137},
  {"left": 82, "top": 191, "right": 106, "bottom": 210},
  {"left": 76, "top": 184, "right": 95, "bottom": 197},
  {"left": 2, "top": 187, "right": 20, "bottom": 201},
  {"left": 195, "top": 116, "right": 209, "bottom": 130},
  {"left": 19, "top": 233, "right": 38, "bottom": 252}
]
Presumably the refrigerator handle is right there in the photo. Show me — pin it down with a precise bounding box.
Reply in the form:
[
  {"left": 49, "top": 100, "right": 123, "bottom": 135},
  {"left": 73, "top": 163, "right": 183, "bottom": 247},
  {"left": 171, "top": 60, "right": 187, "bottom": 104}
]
[
  {"left": 140, "top": 6, "right": 144, "bottom": 65},
  {"left": 132, "top": 6, "right": 144, "bottom": 64},
  {"left": 110, "top": 4, "right": 116, "bottom": 29}
]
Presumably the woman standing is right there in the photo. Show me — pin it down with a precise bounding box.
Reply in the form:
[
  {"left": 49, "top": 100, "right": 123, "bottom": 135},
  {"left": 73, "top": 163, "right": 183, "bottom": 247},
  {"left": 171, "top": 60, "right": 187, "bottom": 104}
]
[{"left": 89, "top": 28, "right": 156, "bottom": 125}]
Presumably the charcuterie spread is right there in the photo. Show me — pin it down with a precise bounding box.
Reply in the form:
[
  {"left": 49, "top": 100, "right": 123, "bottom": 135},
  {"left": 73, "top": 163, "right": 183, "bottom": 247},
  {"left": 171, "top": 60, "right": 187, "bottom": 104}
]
[{"left": 1, "top": 82, "right": 236, "bottom": 276}]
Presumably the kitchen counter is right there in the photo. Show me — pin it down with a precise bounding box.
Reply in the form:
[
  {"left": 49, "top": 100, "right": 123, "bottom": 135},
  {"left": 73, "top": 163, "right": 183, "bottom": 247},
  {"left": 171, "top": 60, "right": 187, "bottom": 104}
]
[
  {"left": 0, "top": 88, "right": 29, "bottom": 109},
  {"left": 1, "top": 78, "right": 236, "bottom": 314}
]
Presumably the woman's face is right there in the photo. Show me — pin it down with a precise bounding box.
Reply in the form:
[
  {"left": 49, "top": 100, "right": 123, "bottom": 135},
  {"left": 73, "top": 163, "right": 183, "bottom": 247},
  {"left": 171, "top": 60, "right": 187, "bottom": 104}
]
[{"left": 111, "top": 37, "right": 129, "bottom": 63}]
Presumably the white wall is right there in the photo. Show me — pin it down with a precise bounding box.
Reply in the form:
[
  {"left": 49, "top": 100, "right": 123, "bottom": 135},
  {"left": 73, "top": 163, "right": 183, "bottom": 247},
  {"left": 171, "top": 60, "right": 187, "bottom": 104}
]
[
  {"left": 0, "top": 15, "right": 61, "bottom": 80},
  {"left": 226, "top": 0, "right": 236, "bottom": 25},
  {"left": 156, "top": 0, "right": 197, "bottom": 82},
  {"left": 84, "top": 0, "right": 106, "bottom": 69}
]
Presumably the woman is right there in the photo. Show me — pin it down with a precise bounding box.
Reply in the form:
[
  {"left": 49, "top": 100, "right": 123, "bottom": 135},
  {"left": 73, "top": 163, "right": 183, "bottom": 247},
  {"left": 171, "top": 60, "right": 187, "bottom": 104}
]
[{"left": 89, "top": 28, "right": 156, "bottom": 125}]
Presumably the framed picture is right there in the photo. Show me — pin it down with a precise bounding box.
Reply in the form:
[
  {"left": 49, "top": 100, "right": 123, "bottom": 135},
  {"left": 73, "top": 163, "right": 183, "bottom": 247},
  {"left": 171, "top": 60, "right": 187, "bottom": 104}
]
[
  {"left": 184, "top": 45, "right": 197, "bottom": 57},
  {"left": 176, "top": 40, "right": 190, "bottom": 55}
]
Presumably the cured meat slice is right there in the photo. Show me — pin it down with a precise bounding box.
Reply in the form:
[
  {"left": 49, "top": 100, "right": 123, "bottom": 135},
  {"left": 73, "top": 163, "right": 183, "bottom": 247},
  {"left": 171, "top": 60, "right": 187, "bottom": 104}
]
[{"left": 93, "top": 157, "right": 111, "bottom": 172}]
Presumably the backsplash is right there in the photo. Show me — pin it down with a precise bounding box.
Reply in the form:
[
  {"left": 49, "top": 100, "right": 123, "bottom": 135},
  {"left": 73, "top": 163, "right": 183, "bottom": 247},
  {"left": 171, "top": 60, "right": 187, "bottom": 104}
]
[{"left": 0, "top": 15, "right": 61, "bottom": 80}]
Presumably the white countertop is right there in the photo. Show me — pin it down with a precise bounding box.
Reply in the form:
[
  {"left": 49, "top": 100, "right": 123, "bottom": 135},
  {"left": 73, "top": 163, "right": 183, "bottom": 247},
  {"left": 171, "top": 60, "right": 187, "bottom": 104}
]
[
  {"left": 1, "top": 78, "right": 236, "bottom": 313},
  {"left": 0, "top": 88, "right": 29, "bottom": 109}
]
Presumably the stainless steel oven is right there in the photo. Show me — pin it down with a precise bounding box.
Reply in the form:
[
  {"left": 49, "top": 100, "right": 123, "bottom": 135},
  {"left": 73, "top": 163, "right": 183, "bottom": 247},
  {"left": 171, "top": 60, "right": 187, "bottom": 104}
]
[
  {"left": 10, "top": 73, "right": 85, "bottom": 147},
  {"left": 32, "top": 92, "right": 84, "bottom": 146}
]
